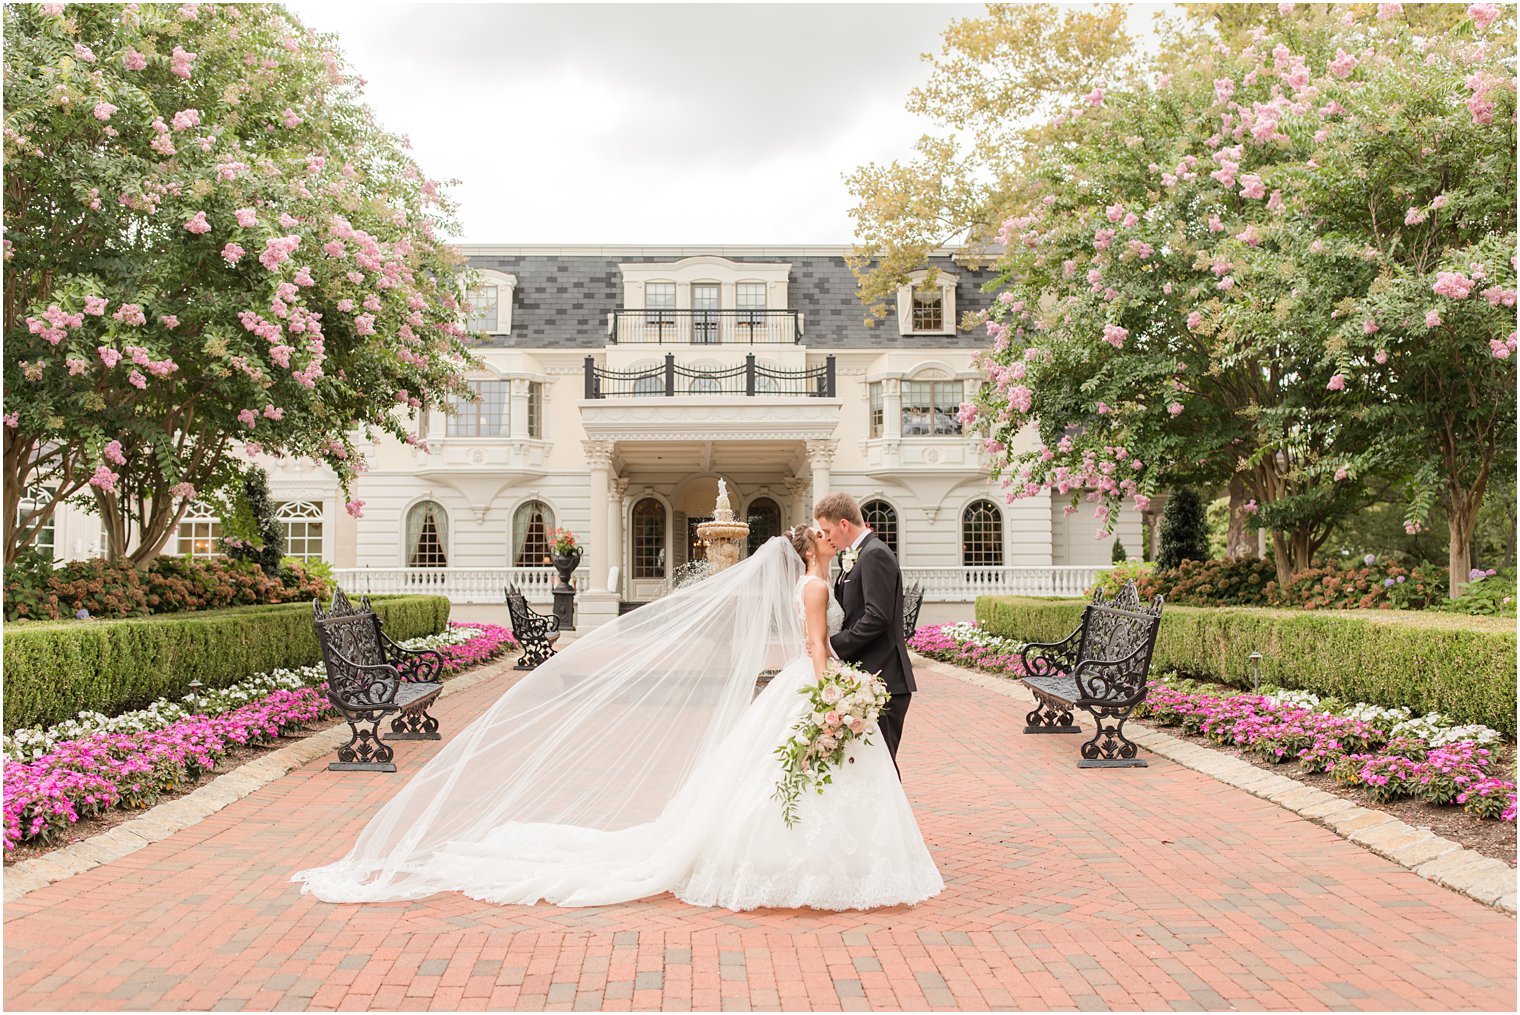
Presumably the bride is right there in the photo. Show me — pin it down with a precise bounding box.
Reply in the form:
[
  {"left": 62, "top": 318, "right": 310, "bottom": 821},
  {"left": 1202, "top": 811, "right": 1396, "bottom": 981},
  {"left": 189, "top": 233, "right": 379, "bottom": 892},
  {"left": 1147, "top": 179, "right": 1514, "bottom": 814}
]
[{"left": 294, "top": 527, "right": 943, "bottom": 911}]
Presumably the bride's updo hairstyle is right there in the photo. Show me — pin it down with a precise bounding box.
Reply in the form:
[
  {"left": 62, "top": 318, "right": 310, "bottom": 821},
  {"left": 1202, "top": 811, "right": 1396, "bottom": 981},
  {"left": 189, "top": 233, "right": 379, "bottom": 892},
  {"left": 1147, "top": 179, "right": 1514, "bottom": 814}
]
[{"left": 786, "top": 525, "right": 817, "bottom": 565}]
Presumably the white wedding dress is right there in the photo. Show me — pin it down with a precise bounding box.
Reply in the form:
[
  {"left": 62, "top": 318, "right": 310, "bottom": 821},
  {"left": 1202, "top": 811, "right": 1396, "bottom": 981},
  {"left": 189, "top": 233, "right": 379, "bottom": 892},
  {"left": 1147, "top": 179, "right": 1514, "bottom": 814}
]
[{"left": 294, "top": 542, "right": 943, "bottom": 912}]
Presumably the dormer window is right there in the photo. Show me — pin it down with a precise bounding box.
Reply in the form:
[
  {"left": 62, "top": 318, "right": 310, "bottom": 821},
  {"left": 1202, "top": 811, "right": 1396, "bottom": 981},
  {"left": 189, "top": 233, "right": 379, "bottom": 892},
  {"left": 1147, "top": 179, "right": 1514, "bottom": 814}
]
[
  {"left": 897, "top": 268, "right": 957, "bottom": 336},
  {"left": 467, "top": 269, "right": 517, "bottom": 335},
  {"left": 911, "top": 289, "right": 943, "bottom": 332}
]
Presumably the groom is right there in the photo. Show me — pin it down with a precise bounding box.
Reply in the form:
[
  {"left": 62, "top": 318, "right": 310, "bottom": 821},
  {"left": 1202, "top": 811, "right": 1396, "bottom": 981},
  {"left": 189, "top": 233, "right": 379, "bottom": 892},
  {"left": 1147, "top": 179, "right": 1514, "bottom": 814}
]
[{"left": 813, "top": 492, "right": 916, "bottom": 776}]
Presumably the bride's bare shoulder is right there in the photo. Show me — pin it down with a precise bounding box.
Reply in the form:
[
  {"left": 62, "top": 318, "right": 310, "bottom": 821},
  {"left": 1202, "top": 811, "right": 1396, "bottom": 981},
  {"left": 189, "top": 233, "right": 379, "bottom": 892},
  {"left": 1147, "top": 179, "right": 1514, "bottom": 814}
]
[{"left": 800, "top": 576, "right": 829, "bottom": 607}]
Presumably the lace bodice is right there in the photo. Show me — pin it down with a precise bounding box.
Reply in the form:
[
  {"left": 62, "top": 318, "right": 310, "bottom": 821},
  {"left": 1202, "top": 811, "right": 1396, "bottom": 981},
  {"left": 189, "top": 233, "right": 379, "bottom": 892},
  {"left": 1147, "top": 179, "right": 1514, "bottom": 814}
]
[{"left": 795, "top": 575, "right": 844, "bottom": 641}]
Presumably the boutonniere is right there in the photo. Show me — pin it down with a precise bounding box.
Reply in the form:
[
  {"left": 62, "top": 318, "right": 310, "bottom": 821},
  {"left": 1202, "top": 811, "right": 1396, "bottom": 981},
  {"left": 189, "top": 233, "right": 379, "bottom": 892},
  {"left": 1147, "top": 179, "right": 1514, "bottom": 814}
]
[{"left": 840, "top": 547, "right": 859, "bottom": 574}]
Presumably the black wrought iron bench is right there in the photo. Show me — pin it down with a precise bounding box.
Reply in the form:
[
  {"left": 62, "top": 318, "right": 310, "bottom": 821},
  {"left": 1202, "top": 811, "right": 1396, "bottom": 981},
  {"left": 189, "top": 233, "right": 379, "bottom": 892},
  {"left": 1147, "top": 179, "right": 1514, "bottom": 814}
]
[
  {"left": 902, "top": 581, "right": 925, "bottom": 639},
  {"left": 1018, "top": 582, "right": 1163, "bottom": 768},
  {"left": 313, "top": 588, "right": 445, "bottom": 772},
  {"left": 506, "top": 583, "right": 560, "bottom": 670}
]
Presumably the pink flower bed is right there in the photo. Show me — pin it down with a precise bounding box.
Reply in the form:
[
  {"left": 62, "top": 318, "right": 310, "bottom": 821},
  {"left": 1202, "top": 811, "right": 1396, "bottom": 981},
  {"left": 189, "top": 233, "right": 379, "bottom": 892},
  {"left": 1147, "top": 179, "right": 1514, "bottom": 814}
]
[
  {"left": 1145, "top": 685, "right": 1516, "bottom": 822},
  {"left": 3, "top": 623, "right": 516, "bottom": 851},
  {"left": 435, "top": 622, "right": 515, "bottom": 672},
  {"left": 4, "top": 689, "right": 327, "bottom": 850}
]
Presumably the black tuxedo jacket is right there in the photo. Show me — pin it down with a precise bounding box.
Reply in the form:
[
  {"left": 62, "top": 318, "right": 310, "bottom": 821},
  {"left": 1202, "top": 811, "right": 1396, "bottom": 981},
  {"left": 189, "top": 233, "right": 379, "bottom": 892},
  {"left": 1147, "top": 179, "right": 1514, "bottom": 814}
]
[{"left": 828, "top": 532, "right": 917, "bottom": 695}]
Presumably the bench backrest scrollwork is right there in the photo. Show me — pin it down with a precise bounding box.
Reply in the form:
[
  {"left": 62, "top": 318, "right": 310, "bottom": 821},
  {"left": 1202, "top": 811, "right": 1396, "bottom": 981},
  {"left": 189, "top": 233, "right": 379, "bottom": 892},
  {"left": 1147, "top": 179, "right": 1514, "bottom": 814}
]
[
  {"left": 1075, "top": 583, "right": 1164, "bottom": 694},
  {"left": 313, "top": 587, "right": 392, "bottom": 704}
]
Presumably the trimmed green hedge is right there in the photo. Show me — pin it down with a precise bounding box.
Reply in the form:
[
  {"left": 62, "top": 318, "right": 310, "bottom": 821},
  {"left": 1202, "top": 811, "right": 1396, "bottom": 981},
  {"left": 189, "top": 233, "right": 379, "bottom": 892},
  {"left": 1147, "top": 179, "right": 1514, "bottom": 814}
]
[
  {"left": 3, "top": 595, "right": 450, "bottom": 732},
  {"left": 976, "top": 597, "right": 1518, "bottom": 735}
]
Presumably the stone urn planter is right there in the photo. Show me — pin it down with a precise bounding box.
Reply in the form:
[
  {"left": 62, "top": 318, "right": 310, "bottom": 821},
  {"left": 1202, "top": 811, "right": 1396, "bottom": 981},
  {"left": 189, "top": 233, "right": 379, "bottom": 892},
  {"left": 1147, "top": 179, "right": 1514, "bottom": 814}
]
[{"left": 550, "top": 548, "right": 581, "bottom": 590}]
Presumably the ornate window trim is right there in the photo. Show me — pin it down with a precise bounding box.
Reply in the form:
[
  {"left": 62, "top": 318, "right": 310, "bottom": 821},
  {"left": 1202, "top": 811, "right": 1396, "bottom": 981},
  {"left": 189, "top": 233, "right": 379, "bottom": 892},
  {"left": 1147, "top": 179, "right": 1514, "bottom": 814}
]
[
  {"left": 275, "top": 501, "right": 325, "bottom": 562},
  {"left": 469, "top": 269, "right": 518, "bottom": 335},
  {"left": 896, "top": 268, "right": 958, "bottom": 337}
]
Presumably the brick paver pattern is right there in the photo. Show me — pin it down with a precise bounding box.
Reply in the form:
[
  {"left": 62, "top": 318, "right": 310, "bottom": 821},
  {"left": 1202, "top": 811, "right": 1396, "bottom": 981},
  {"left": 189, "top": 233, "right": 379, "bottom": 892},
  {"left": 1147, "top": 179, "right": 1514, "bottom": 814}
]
[{"left": 5, "top": 657, "right": 1516, "bottom": 1011}]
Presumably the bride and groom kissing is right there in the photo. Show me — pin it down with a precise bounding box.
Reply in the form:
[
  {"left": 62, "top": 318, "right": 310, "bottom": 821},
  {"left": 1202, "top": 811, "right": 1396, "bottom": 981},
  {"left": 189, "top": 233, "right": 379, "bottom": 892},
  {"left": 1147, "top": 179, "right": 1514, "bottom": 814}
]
[{"left": 295, "top": 492, "right": 942, "bottom": 912}]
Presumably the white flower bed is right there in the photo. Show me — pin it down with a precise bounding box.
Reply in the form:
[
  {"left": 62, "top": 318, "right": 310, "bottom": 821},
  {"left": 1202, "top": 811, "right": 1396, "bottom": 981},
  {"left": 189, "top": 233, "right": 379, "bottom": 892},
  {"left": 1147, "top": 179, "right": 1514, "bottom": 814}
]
[
  {"left": 2, "top": 626, "right": 479, "bottom": 765},
  {"left": 1252, "top": 687, "right": 1503, "bottom": 746},
  {"left": 935, "top": 621, "right": 1027, "bottom": 654}
]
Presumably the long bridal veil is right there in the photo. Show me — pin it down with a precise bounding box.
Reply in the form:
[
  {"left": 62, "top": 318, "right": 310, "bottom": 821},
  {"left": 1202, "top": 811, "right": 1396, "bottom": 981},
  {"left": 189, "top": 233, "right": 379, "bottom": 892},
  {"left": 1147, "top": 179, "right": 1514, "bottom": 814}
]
[{"left": 294, "top": 535, "right": 806, "bottom": 905}]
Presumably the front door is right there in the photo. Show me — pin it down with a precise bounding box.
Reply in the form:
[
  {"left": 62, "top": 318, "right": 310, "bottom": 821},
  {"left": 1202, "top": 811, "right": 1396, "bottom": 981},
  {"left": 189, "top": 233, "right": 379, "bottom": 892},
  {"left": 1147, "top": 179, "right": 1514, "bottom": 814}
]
[{"left": 692, "top": 283, "right": 719, "bottom": 344}]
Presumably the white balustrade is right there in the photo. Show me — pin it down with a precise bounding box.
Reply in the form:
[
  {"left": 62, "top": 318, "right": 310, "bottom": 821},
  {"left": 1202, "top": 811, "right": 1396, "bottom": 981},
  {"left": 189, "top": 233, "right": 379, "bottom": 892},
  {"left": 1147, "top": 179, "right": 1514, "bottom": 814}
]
[
  {"left": 900, "top": 566, "right": 1103, "bottom": 601},
  {"left": 330, "top": 567, "right": 587, "bottom": 604},
  {"left": 331, "top": 565, "right": 1097, "bottom": 604}
]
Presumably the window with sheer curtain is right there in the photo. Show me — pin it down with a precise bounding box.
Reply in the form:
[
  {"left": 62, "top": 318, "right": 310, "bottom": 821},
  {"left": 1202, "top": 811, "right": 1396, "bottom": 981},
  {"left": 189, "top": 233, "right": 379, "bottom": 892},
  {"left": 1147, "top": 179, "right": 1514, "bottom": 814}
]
[
  {"left": 901, "top": 379, "right": 963, "bottom": 437},
  {"left": 512, "top": 500, "right": 555, "bottom": 567},
  {"left": 406, "top": 501, "right": 449, "bottom": 567}
]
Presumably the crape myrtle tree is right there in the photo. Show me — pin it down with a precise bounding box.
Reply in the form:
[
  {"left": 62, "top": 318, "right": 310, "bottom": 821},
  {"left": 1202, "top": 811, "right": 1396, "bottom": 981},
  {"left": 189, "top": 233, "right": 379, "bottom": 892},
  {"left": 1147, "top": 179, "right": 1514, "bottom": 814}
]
[
  {"left": 955, "top": 2, "right": 1516, "bottom": 592},
  {"left": 3, "top": 2, "right": 476, "bottom": 567}
]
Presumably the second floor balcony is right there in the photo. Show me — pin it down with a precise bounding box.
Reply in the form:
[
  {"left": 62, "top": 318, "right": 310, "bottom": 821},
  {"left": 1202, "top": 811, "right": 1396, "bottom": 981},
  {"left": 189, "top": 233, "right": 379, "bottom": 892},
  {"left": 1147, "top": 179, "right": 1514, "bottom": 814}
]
[
  {"left": 584, "top": 353, "right": 836, "bottom": 398},
  {"left": 608, "top": 308, "right": 803, "bottom": 345}
]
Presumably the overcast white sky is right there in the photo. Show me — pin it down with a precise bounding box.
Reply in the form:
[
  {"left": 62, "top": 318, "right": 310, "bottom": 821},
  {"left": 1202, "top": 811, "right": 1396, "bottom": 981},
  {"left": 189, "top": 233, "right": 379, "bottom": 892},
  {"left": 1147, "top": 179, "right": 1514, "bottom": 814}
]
[{"left": 283, "top": 1, "right": 1170, "bottom": 245}]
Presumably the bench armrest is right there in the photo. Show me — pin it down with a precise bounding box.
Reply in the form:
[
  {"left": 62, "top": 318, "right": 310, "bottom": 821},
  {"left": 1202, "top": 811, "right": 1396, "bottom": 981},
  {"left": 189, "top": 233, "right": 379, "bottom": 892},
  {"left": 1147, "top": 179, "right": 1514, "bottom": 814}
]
[
  {"left": 381, "top": 631, "right": 445, "bottom": 683},
  {"left": 1018, "top": 626, "right": 1082, "bottom": 679},
  {"left": 322, "top": 648, "right": 402, "bottom": 710},
  {"left": 1071, "top": 644, "right": 1152, "bottom": 707}
]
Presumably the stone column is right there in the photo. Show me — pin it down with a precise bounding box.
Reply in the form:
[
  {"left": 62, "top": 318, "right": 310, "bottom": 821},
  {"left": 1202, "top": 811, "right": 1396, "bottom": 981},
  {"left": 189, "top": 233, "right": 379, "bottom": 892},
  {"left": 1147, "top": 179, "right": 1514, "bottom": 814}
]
[
  {"left": 784, "top": 477, "right": 807, "bottom": 527},
  {"left": 608, "top": 477, "right": 629, "bottom": 598},
  {"left": 583, "top": 441, "right": 614, "bottom": 590},
  {"left": 578, "top": 440, "right": 621, "bottom": 630},
  {"left": 509, "top": 378, "right": 531, "bottom": 439},
  {"left": 805, "top": 439, "right": 836, "bottom": 507}
]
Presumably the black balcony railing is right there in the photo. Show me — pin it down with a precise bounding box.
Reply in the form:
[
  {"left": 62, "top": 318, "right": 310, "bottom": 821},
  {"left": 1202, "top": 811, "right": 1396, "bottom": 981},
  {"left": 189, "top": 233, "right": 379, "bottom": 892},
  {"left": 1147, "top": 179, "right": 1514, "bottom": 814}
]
[
  {"left": 584, "top": 354, "right": 836, "bottom": 399},
  {"left": 608, "top": 309, "right": 803, "bottom": 345}
]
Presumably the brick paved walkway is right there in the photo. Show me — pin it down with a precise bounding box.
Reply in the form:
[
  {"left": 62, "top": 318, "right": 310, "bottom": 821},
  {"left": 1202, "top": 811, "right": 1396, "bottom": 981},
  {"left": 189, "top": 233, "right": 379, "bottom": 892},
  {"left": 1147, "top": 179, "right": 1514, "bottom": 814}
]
[{"left": 5, "top": 657, "right": 1515, "bottom": 1011}]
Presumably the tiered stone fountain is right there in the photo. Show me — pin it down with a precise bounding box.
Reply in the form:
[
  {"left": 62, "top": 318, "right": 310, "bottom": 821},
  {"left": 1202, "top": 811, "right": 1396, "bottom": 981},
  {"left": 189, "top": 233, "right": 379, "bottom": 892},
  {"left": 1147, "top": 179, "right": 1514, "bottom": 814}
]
[{"left": 695, "top": 478, "right": 750, "bottom": 574}]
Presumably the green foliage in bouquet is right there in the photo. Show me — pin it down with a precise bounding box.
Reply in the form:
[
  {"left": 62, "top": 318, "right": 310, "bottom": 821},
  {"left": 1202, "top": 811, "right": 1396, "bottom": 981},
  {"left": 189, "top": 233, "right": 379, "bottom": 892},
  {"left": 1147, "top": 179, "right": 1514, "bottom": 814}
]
[{"left": 772, "top": 660, "right": 890, "bottom": 828}]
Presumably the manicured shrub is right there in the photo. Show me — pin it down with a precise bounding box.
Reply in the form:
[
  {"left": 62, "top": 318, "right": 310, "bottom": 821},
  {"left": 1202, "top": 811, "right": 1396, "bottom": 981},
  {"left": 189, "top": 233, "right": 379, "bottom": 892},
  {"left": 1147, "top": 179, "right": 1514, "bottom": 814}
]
[
  {"left": 976, "top": 596, "right": 1518, "bottom": 734},
  {"left": 2, "top": 595, "right": 449, "bottom": 732},
  {"left": 224, "top": 468, "right": 284, "bottom": 577},
  {"left": 1156, "top": 487, "right": 1209, "bottom": 569},
  {"left": 2, "top": 555, "right": 328, "bottom": 621}
]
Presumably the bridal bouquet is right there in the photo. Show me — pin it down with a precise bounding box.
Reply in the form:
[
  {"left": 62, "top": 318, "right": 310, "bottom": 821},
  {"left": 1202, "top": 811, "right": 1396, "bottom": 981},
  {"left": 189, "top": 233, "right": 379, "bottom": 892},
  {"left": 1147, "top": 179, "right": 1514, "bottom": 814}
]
[{"left": 772, "top": 660, "right": 891, "bottom": 828}]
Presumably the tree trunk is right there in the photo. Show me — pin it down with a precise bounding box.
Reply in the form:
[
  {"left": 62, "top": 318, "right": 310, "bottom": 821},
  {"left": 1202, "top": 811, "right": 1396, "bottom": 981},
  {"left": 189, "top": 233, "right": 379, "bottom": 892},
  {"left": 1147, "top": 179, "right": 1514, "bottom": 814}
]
[
  {"left": 1446, "top": 491, "right": 1481, "bottom": 600},
  {"left": 1267, "top": 526, "right": 1316, "bottom": 585},
  {"left": 1225, "top": 473, "right": 1257, "bottom": 559}
]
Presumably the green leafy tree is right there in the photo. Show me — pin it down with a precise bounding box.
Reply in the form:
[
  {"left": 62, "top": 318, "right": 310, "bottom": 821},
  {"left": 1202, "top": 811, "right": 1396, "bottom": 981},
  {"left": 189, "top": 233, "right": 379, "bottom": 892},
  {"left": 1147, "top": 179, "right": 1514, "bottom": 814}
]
[
  {"left": 3, "top": 3, "right": 476, "bottom": 566},
  {"left": 1156, "top": 487, "right": 1209, "bottom": 569}
]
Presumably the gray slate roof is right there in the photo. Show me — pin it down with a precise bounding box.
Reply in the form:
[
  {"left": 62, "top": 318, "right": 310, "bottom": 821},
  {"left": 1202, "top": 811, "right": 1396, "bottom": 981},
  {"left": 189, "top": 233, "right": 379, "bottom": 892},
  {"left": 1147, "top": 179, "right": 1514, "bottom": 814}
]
[{"left": 465, "top": 252, "right": 998, "bottom": 350}]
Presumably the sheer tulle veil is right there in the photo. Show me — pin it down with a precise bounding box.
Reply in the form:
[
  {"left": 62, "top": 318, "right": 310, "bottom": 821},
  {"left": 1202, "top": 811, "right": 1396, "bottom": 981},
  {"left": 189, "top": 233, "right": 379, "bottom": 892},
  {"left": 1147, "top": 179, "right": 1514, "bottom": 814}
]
[{"left": 293, "top": 535, "right": 807, "bottom": 905}]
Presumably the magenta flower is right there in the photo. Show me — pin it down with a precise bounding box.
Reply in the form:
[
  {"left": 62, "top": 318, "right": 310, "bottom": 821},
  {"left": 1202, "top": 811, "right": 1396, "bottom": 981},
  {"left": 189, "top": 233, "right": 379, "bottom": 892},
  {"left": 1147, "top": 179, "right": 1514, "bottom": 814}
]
[{"left": 1326, "top": 373, "right": 1346, "bottom": 391}]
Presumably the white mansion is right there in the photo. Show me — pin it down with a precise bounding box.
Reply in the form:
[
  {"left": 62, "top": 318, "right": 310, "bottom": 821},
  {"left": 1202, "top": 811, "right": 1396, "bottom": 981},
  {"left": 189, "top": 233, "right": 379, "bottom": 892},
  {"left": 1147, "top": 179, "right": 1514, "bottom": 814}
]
[{"left": 36, "top": 246, "right": 1138, "bottom": 628}]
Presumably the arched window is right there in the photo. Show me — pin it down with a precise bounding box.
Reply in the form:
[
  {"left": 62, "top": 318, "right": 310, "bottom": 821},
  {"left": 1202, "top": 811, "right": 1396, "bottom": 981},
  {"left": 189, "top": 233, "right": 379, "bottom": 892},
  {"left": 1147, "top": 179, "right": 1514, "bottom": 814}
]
[
  {"left": 406, "top": 500, "right": 449, "bottom": 567},
  {"left": 16, "top": 485, "right": 55, "bottom": 562},
  {"left": 631, "top": 498, "right": 666, "bottom": 579},
  {"left": 276, "top": 501, "right": 324, "bottom": 562},
  {"left": 177, "top": 502, "right": 223, "bottom": 559},
  {"left": 746, "top": 497, "right": 782, "bottom": 557},
  {"left": 632, "top": 374, "right": 663, "bottom": 396},
  {"left": 961, "top": 500, "right": 1003, "bottom": 566},
  {"left": 862, "top": 500, "right": 899, "bottom": 558},
  {"left": 689, "top": 376, "right": 721, "bottom": 394},
  {"left": 512, "top": 500, "right": 555, "bottom": 566}
]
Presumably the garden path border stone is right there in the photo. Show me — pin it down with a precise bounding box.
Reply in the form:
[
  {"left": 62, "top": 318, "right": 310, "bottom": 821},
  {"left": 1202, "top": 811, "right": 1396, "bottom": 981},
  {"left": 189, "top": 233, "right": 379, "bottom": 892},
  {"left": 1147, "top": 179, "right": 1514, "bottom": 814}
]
[
  {"left": 925, "top": 653, "right": 1517, "bottom": 917},
  {"left": 2, "top": 654, "right": 518, "bottom": 903}
]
